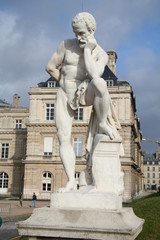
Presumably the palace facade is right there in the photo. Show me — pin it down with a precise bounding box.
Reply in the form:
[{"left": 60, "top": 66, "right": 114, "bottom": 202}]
[{"left": 143, "top": 143, "right": 160, "bottom": 191}]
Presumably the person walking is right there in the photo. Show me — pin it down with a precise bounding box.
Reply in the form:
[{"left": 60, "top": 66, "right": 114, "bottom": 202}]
[
  {"left": 19, "top": 192, "right": 23, "bottom": 207},
  {"left": 31, "top": 192, "right": 37, "bottom": 208}
]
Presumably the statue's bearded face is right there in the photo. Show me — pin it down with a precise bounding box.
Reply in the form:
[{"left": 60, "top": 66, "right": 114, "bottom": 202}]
[{"left": 73, "top": 21, "right": 94, "bottom": 48}]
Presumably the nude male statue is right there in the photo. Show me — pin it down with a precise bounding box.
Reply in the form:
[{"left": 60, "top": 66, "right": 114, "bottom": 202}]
[{"left": 46, "top": 12, "right": 114, "bottom": 192}]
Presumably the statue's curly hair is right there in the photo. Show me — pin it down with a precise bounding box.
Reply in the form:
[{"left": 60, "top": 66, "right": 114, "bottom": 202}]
[{"left": 72, "top": 12, "right": 96, "bottom": 32}]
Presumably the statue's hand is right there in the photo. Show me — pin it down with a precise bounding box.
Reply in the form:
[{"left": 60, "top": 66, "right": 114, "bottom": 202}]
[{"left": 85, "top": 37, "right": 97, "bottom": 52}]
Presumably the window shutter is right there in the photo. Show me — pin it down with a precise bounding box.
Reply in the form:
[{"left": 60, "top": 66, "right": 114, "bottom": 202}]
[{"left": 44, "top": 137, "right": 53, "bottom": 153}]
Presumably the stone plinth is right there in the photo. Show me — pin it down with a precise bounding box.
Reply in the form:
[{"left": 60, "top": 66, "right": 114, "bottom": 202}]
[
  {"left": 17, "top": 206, "right": 144, "bottom": 240},
  {"left": 91, "top": 135, "right": 124, "bottom": 195},
  {"left": 51, "top": 191, "right": 122, "bottom": 210}
]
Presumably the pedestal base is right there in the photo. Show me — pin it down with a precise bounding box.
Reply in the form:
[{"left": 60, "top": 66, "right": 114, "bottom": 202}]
[
  {"left": 51, "top": 190, "right": 122, "bottom": 210},
  {"left": 17, "top": 206, "right": 144, "bottom": 240}
]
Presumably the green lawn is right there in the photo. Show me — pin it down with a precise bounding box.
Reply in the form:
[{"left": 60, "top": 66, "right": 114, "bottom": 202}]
[{"left": 125, "top": 193, "right": 160, "bottom": 240}]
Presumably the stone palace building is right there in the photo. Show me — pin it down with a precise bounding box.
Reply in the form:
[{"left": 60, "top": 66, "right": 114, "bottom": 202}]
[
  {"left": 143, "top": 143, "right": 160, "bottom": 191},
  {"left": 0, "top": 51, "right": 144, "bottom": 202}
]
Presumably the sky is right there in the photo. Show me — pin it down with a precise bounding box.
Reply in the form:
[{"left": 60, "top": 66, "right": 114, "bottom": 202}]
[{"left": 0, "top": 0, "right": 160, "bottom": 153}]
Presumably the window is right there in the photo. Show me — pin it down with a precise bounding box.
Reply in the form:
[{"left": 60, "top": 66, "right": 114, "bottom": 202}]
[
  {"left": 153, "top": 173, "right": 155, "bottom": 178},
  {"left": 147, "top": 173, "right": 150, "bottom": 178},
  {"left": 152, "top": 162, "right": 155, "bottom": 165},
  {"left": 1, "top": 143, "right": 9, "bottom": 159},
  {"left": 44, "top": 137, "right": 53, "bottom": 156},
  {"left": 153, "top": 167, "right": 155, "bottom": 171},
  {"left": 153, "top": 180, "right": 155, "bottom": 183},
  {"left": 15, "top": 119, "right": 22, "bottom": 129},
  {"left": 0, "top": 172, "right": 8, "bottom": 191},
  {"left": 47, "top": 81, "right": 59, "bottom": 88},
  {"left": 73, "top": 138, "right": 82, "bottom": 157},
  {"left": 106, "top": 80, "right": 113, "bottom": 87},
  {"left": 74, "top": 107, "right": 83, "bottom": 120},
  {"left": 159, "top": 167, "right": 160, "bottom": 171},
  {"left": 46, "top": 104, "right": 54, "bottom": 120},
  {"left": 147, "top": 162, "right": 149, "bottom": 165},
  {"left": 42, "top": 172, "right": 52, "bottom": 192},
  {"left": 147, "top": 167, "right": 150, "bottom": 171},
  {"left": 159, "top": 173, "right": 160, "bottom": 178},
  {"left": 147, "top": 180, "right": 150, "bottom": 183}
]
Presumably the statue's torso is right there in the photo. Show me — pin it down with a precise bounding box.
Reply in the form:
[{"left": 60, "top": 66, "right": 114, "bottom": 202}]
[{"left": 59, "top": 39, "right": 101, "bottom": 95}]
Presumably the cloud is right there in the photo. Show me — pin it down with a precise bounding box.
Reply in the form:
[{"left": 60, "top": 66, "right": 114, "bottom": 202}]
[{"left": 0, "top": 11, "right": 22, "bottom": 49}]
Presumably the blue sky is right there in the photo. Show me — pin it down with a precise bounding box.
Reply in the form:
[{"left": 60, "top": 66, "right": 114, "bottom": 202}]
[{"left": 0, "top": 0, "right": 160, "bottom": 153}]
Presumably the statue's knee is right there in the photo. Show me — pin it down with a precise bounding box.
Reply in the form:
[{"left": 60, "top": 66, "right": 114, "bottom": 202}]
[{"left": 92, "top": 77, "right": 107, "bottom": 95}]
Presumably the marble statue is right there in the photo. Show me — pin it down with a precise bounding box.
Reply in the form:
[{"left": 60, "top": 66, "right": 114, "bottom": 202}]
[
  {"left": 17, "top": 13, "right": 144, "bottom": 240},
  {"left": 46, "top": 12, "right": 121, "bottom": 193}
]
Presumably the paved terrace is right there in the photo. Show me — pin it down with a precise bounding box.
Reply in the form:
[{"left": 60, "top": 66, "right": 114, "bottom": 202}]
[{"left": 0, "top": 199, "right": 50, "bottom": 240}]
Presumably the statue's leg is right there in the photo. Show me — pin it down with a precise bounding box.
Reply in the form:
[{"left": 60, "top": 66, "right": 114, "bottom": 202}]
[
  {"left": 55, "top": 89, "right": 76, "bottom": 192},
  {"left": 85, "top": 77, "right": 114, "bottom": 139}
]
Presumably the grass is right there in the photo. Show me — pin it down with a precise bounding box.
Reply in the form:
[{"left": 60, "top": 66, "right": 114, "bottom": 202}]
[{"left": 125, "top": 193, "right": 160, "bottom": 240}]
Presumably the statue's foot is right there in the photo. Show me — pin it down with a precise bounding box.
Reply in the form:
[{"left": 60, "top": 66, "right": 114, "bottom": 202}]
[
  {"left": 99, "top": 123, "right": 114, "bottom": 140},
  {"left": 58, "top": 180, "right": 77, "bottom": 193}
]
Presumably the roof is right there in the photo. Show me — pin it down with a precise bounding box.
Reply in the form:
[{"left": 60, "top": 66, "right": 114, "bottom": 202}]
[
  {"left": 38, "top": 77, "right": 59, "bottom": 87},
  {"left": 143, "top": 152, "right": 160, "bottom": 164},
  {"left": 0, "top": 99, "right": 12, "bottom": 108},
  {"left": 102, "top": 65, "right": 118, "bottom": 81}
]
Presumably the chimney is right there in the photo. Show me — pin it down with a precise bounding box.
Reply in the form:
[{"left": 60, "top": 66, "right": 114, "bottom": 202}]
[
  {"left": 156, "top": 140, "right": 160, "bottom": 159},
  {"left": 13, "top": 94, "right": 20, "bottom": 108},
  {"left": 107, "top": 50, "right": 118, "bottom": 76}
]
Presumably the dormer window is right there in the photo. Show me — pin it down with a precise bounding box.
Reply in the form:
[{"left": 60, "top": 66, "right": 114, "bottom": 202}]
[
  {"left": 106, "top": 80, "right": 113, "bottom": 87},
  {"left": 47, "top": 81, "right": 58, "bottom": 88}
]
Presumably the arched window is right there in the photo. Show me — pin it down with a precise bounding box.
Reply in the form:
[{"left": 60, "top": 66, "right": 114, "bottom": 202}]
[
  {"left": 42, "top": 172, "right": 52, "bottom": 192},
  {"left": 0, "top": 172, "right": 9, "bottom": 193}
]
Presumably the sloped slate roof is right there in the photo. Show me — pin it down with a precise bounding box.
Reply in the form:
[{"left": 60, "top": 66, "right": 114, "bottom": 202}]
[
  {"left": 144, "top": 153, "right": 156, "bottom": 160},
  {"left": 0, "top": 99, "right": 11, "bottom": 108},
  {"left": 143, "top": 152, "right": 160, "bottom": 164},
  {"left": 102, "top": 65, "right": 117, "bottom": 81}
]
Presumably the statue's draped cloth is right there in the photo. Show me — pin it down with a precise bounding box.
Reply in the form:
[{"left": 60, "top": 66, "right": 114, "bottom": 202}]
[{"left": 70, "top": 79, "right": 124, "bottom": 167}]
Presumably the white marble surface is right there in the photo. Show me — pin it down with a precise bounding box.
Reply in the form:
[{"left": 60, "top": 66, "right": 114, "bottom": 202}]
[
  {"left": 17, "top": 207, "right": 144, "bottom": 240},
  {"left": 92, "top": 134, "right": 124, "bottom": 194},
  {"left": 50, "top": 191, "right": 122, "bottom": 210}
]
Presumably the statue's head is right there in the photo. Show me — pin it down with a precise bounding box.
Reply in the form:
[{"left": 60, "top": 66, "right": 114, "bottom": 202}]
[
  {"left": 72, "top": 12, "right": 96, "bottom": 48},
  {"left": 72, "top": 12, "right": 96, "bottom": 33}
]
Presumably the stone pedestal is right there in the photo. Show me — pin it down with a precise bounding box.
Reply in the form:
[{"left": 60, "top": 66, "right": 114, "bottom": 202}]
[
  {"left": 16, "top": 136, "right": 144, "bottom": 239},
  {"left": 91, "top": 135, "right": 124, "bottom": 195},
  {"left": 17, "top": 206, "right": 144, "bottom": 240},
  {"left": 51, "top": 190, "right": 122, "bottom": 210}
]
